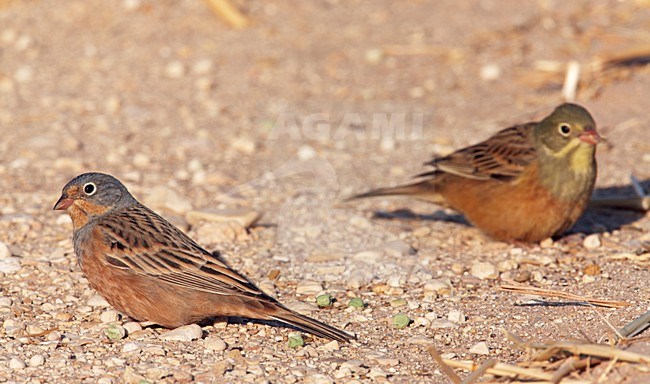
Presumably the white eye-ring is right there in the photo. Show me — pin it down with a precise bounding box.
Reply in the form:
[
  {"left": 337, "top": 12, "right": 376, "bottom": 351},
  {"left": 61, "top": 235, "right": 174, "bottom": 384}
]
[
  {"left": 558, "top": 123, "right": 571, "bottom": 136},
  {"left": 83, "top": 182, "right": 97, "bottom": 196}
]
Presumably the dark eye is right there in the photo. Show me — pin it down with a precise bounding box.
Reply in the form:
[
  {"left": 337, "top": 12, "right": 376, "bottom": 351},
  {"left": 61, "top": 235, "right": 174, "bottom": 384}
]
[
  {"left": 558, "top": 123, "right": 571, "bottom": 136},
  {"left": 83, "top": 182, "right": 97, "bottom": 196}
]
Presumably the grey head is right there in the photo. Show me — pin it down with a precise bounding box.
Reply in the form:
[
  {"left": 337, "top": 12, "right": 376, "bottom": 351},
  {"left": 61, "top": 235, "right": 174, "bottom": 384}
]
[{"left": 53, "top": 172, "right": 137, "bottom": 214}]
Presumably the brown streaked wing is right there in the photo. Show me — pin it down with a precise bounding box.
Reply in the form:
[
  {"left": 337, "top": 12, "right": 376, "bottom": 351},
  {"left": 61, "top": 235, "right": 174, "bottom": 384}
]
[
  {"left": 425, "top": 123, "right": 537, "bottom": 181},
  {"left": 94, "top": 204, "right": 266, "bottom": 299}
]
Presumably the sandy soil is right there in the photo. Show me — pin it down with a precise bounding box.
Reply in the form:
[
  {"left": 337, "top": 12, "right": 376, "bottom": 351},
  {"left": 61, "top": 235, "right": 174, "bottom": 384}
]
[{"left": 1, "top": 1, "right": 649, "bottom": 383}]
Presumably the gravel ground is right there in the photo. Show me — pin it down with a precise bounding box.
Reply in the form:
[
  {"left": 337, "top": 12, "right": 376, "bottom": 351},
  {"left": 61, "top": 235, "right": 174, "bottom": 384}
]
[{"left": 1, "top": 1, "right": 650, "bottom": 383}]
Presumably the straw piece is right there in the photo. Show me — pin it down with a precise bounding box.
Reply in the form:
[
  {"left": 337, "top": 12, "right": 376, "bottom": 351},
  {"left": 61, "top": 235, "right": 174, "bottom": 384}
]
[
  {"left": 499, "top": 283, "right": 631, "bottom": 308},
  {"left": 203, "top": 0, "right": 249, "bottom": 29}
]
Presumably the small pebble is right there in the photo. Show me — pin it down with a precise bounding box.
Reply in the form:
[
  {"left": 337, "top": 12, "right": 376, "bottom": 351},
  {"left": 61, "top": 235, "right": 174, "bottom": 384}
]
[
  {"left": 470, "top": 262, "right": 498, "bottom": 280},
  {"left": 368, "top": 367, "right": 388, "bottom": 379},
  {"left": 9, "top": 357, "right": 26, "bottom": 370},
  {"left": 0, "top": 257, "right": 21, "bottom": 273},
  {"left": 0, "top": 297, "right": 12, "bottom": 307},
  {"left": 480, "top": 64, "right": 501, "bottom": 81},
  {"left": 160, "top": 324, "right": 202, "bottom": 341},
  {"left": 288, "top": 333, "right": 304, "bottom": 348},
  {"left": 392, "top": 313, "right": 411, "bottom": 329},
  {"left": 583, "top": 264, "right": 601, "bottom": 276},
  {"left": 296, "top": 280, "right": 323, "bottom": 295},
  {"left": 231, "top": 137, "right": 256, "bottom": 154},
  {"left": 28, "top": 354, "right": 45, "bottom": 367},
  {"left": 316, "top": 294, "right": 333, "bottom": 307},
  {"left": 390, "top": 298, "right": 407, "bottom": 307},
  {"left": 297, "top": 145, "right": 317, "bottom": 160},
  {"left": 583, "top": 234, "right": 601, "bottom": 249},
  {"left": 423, "top": 279, "right": 451, "bottom": 294},
  {"left": 164, "top": 61, "right": 185, "bottom": 78},
  {"left": 539, "top": 237, "right": 554, "bottom": 248},
  {"left": 123, "top": 322, "right": 143, "bottom": 335},
  {"left": 122, "top": 342, "right": 144, "bottom": 353},
  {"left": 352, "top": 250, "right": 383, "bottom": 264},
  {"left": 321, "top": 340, "right": 340, "bottom": 351},
  {"left": 469, "top": 341, "right": 490, "bottom": 355},
  {"left": 204, "top": 336, "right": 227, "bottom": 351},
  {"left": 100, "top": 310, "right": 120, "bottom": 323},
  {"left": 447, "top": 310, "right": 466, "bottom": 324},
  {"left": 104, "top": 324, "right": 127, "bottom": 340},
  {"left": 0, "top": 241, "right": 10, "bottom": 259}
]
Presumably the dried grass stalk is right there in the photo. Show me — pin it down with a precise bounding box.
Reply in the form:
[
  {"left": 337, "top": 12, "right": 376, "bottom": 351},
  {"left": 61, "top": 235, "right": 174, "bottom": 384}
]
[{"left": 499, "top": 283, "right": 631, "bottom": 308}]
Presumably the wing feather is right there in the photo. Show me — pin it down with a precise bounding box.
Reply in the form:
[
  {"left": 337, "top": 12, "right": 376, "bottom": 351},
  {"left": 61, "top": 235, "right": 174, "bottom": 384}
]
[
  {"left": 95, "top": 204, "right": 264, "bottom": 298},
  {"left": 424, "top": 123, "right": 537, "bottom": 181}
]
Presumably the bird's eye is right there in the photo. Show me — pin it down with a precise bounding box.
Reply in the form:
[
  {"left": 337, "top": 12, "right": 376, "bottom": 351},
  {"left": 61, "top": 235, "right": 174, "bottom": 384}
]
[
  {"left": 83, "top": 182, "right": 97, "bottom": 196},
  {"left": 558, "top": 123, "right": 571, "bottom": 136}
]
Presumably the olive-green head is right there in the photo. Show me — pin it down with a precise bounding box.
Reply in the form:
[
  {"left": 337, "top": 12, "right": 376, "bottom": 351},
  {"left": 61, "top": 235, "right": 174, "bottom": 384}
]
[{"left": 535, "top": 103, "right": 600, "bottom": 154}]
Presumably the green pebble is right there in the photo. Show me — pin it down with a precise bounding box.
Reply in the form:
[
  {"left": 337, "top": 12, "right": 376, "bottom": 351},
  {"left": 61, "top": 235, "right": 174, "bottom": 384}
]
[
  {"left": 316, "top": 294, "right": 333, "bottom": 308},
  {"left": 104, "top": 324, "right": 126, "bottom": 340},
  {"left": 288, "top": 334, "right": 305, "bottom": 348},
  {"left": 348, "top": 298, "right": 365, "bottom": 309},
  {"left": 390, "top": 298, "right": 407, "bottom": 307},
  {"left": 392, "top": 313, "right": 411, "bottom": 329}
]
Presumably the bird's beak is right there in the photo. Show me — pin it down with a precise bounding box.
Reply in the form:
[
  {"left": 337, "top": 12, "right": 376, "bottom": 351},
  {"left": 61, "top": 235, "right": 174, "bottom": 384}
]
[
  {"left": 578, "top": 129, "right": 601, "bottom": 145},
  {"left": 53, "top": 195, "right": 73, "bottom": 210}
]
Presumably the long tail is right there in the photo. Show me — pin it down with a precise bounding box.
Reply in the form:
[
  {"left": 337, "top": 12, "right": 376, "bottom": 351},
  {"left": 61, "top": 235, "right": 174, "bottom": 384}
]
[
  {"left": 348, "top": 179, "right": 441, "bottom": 203},
  {"left": 271, "top": 309, "right": 354, "bottom": 342}
]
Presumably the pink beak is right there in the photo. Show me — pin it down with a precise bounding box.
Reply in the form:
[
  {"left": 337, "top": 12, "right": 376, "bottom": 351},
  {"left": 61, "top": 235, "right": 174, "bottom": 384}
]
[
  {"left": 578, "top": 129, "right": 600, "bottom": 145},
  {"left": 53, "top": 196, "right": 73, "bottom": 210}
]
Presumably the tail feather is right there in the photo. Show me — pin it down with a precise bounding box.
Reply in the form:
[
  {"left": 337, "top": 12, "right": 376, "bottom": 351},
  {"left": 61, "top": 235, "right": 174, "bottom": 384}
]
[
  {"left": 348, "top": 179, "right": 441, "bottom": 203},
  {"left": 271, "top": 310, "right": 354, "bottom": 342}
]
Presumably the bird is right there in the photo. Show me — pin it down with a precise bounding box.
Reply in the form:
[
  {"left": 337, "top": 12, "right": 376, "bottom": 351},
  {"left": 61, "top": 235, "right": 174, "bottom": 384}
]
[
  {"left": 350, "top": 103, "right": 600, "bottom": 243},
  {"left": 54, "top": 172, "right": 353, "bottom": 342}
]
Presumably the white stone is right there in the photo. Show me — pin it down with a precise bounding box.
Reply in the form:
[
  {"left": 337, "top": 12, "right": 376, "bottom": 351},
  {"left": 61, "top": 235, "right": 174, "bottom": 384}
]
[
  {"left": 368, "top": 367, "right": 388, "bottom": 379},
  {"left": 447, "top": 310, "right": 466, "bottom": 324},
  {"left": 204, "top": 336, "right": 227, "bottom": 351},
  {"left": 123, "top": 322, "right": 142, "bottom": 335},
  {"left": 295, "top": 280, "right": 323, "bottom": 295},
  {"left": 160, "top": 324, "right": 202, "bottom": 341},
  {"left": 469, "top": 341, "right": 490, "bottom": 355},
  {"left": 0, "top": 241, "right": 10, "bottom": 259},
  {"left": 231, "top": 137, "right": 256, "bottom": 154},
  {"left": 352, "top": 250, "right": 383, "bottom": 264},
  {"left": 192, "top": 59, "right": 213, "bottom": 75},
  {"left": 480, "top": 64, "right": 501, "bottom": 81},
  {"left": 583, "top": 234, "right": 601, "bottom": 249},
  {"left": 100, "top": 310, "right": 120, "bottom": 323},
  {"left": 297, "top": 145, "right": 317, "bottom": 161},
  {"left": 423, "top": 279, "right": 451, "bottom": 293},
  {"left": 164, "top": 61, "right": 185, "bottom": 78},
  {"left": 9, "top": 357, "right": 25, "bottom": 369},
  {"left": 470, "top": 262, "right": 498, "bottom": 280},
  {"left": 285, "top": 301, "right": 318, "bottom": 315},
  {"left": 0, "top": 257, "right": 21, "bottom": 273},
  {"left": 0, "top": 297, "right": 11, "bottom": 307},
  {"left": 305, "top": 374, "right": 334, "bottom": 384},
  {"left": 87, "top": 294, "right": 110, "bottom": 307},
  {"left": 28, "top": 354, "right": 45, "bottom": 367},
  {"left": 122, "top": 342, "right": 144, "bottom": 353},
  {"left": 320, "top": 340, "right": 340, "bottom": 351}
]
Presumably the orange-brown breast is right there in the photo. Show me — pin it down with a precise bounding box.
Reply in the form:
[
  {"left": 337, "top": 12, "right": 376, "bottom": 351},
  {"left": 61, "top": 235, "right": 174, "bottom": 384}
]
[{"left": 437, "top": 160, "right": 589, "bottom": 242}]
